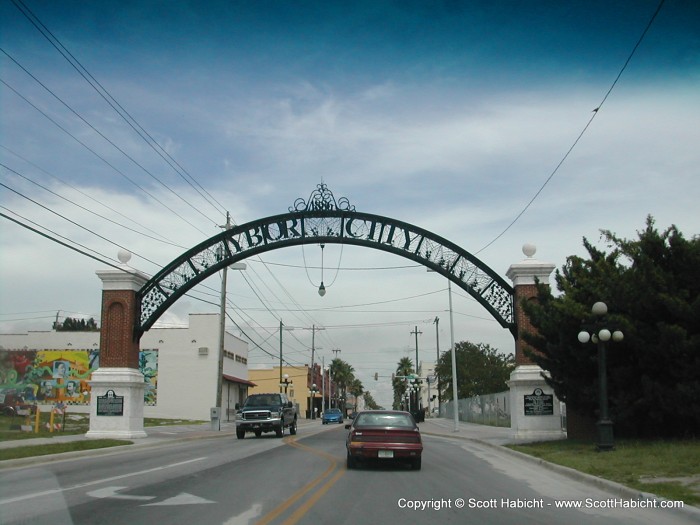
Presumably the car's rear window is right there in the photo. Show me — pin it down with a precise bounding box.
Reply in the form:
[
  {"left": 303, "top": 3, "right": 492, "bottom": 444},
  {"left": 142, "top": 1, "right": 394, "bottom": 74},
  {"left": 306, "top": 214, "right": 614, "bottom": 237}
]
[{"left": 355, "top": 413, "right": 414, "bottom": 427}]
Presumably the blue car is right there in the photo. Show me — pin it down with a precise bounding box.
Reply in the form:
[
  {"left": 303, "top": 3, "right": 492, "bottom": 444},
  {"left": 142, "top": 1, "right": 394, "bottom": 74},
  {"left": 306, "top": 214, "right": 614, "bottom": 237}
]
[{"left": 322, "top": 408, "right": 344, "bottom": 424}]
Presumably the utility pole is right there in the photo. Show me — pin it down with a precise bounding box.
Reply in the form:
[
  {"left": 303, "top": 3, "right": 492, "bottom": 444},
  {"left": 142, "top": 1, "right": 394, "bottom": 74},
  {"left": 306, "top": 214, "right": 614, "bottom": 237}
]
[
  {"left": 216, "top": 211, "right": 232, "bottom": 413},
  {"left": 434, "top": 316, "right": 441, "bottom": 405},
  {"left": 308, "top": 325, "right": 325, "bottom": 419},
  {"left": 215, "top": 212, "right": 245, "bottom": 428},
  {"left": 410, "top": 326, "right": 423, "bottom": 418},
  {"left": 448, "top": 280, "right": 458, "bottom": 432},
  {"left": 322, "top": 356, "right": 326, "bottom": 412},
  {"left": 410, "top": 326, "right": 422, "bottom": 372},
  {"left": 279, "top": 319, "right": 283, "bottom": 392}
]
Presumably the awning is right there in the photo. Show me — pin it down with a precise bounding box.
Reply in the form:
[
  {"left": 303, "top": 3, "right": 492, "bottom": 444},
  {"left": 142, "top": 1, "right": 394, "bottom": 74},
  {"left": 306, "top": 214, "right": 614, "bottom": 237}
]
[{"left": 223, "top": 374, "right": 256, "bottom": 387}]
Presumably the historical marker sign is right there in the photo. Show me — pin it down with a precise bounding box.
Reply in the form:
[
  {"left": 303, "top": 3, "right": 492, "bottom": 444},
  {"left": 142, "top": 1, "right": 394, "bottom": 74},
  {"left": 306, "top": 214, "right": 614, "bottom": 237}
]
[
  {"left": 97, "top": 390, "right": 124, "bottom": 416},
  {"left": 524, "top": 388, "right": 554, "bottom": 416}
]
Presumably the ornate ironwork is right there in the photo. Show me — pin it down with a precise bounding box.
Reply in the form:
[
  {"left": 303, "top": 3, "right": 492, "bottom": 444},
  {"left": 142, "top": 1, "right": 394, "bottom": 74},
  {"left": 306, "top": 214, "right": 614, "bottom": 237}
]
[
  {"left": 138, "top": 186, "right": 515, "bottom": 338},
  {"left": 289, "top": 183, "right": 355, "bottom": 213}
]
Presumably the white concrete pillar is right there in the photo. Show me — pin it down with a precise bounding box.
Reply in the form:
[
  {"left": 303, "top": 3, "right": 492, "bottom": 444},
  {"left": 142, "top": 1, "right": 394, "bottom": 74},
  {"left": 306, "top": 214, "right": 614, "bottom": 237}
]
[{"left": 506, "top": 244, "right": 566, "bottom": 441}]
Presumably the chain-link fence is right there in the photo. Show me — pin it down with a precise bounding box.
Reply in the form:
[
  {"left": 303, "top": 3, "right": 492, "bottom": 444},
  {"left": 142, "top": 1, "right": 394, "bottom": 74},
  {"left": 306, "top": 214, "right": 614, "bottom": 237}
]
[{"left": 440, "top": 391, "right": 510, "bottom": 427}]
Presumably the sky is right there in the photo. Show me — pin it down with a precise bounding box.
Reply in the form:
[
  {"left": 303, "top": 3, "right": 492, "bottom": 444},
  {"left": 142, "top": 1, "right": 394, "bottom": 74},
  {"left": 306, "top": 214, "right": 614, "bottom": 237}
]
[{"left": 1, "top": 0, "right": 698, "bottom": 408}]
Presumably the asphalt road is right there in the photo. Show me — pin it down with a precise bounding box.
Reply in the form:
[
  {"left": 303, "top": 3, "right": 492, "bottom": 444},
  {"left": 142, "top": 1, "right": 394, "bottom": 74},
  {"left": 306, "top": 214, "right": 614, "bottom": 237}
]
[{"left": 0, "top": 423, "right": 696, "bottom": 525}]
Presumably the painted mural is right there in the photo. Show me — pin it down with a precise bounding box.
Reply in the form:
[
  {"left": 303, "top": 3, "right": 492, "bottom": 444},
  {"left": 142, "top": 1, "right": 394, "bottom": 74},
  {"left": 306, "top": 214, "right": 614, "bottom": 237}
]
[{"left": 0, "top": 349, "right": 158, "bottom": 406}]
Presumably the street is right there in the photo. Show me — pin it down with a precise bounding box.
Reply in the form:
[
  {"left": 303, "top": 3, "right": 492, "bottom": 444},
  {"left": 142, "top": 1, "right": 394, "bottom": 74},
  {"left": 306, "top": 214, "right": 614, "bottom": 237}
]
[{"left": 0, "top": 423, "right": 696, "bottom": 525}]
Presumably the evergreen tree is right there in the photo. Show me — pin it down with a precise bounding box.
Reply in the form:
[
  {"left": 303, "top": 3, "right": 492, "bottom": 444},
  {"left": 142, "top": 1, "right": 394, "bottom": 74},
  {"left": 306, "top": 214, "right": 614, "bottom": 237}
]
[{"left": 523, "top": 216, "right": 700, "bottom": 438}]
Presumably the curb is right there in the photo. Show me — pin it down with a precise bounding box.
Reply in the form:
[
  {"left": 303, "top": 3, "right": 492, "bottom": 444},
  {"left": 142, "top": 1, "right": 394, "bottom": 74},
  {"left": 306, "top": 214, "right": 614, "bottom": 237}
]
[
  {"left": 421, "top": 428, "right": 700, "bottom": 520},
  {"left": 0, "top": 420, "right": 320, "bottom": 470}
]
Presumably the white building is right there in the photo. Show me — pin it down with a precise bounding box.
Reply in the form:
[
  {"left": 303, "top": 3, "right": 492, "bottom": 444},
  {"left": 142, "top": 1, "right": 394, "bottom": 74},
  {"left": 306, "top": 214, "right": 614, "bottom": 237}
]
[
  {"left": 0, "top": 313, "right": 253, "bottom": 421},
  {"left": 418, "top": 361, "right": 437, "bottom": 416}
]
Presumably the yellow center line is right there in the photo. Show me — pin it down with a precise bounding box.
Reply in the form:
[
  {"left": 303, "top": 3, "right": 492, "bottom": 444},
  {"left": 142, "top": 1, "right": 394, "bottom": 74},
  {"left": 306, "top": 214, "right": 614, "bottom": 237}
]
[
  {"left": 281, "top": 468, "right": 346, "bottom": 525},
  {"left": 255, "top": 436, "right": 344, "bottom": 525}
]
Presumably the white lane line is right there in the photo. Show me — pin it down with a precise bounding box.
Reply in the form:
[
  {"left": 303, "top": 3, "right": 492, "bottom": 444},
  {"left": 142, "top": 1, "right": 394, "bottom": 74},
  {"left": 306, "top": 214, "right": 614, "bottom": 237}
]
[
  {"left": 142, "top": 492, "right": 215, "bottom": 506},
  {"left": 87, "top": 486, "right": 157, "bottom": 501},
  {"left": 0, "top": 457, "right": 207, "bottom": 505},
  {"left": 222, "top": 503, "right": 263, "bottom": 524}
]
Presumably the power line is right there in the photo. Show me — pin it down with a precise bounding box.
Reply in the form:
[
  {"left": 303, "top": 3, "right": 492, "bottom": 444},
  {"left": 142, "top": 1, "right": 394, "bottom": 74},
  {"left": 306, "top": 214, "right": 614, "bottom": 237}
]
[
  {"left": 475, "top": 0, "right": 667, "bottom": 254},
  {"left": 0, "top": 181, "right": 163, "bottom": 268},
  {"left": 0, "top": 47, "right": 219, "bottom": 228},
  {"left": 0, "top": 77, "right": 209, "bottom": 236},
  {"left": 1, "top": 161, "right": 184, "bottom": 248},
  {"left": 1, "top": 211, "right": 125, "bottom": 271},
  {"left": 8, "top": 0, "right": 227, "bottom": 220},
  {"left": 0, "top": 143, "right": 181, "bottom": 247},
  {"left": 261, "top": 260, "right": 422, "bottom": 271}
]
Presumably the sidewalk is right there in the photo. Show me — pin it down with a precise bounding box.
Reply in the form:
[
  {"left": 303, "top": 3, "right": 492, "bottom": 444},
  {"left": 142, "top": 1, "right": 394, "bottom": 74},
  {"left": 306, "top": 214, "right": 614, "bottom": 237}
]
[
  {"left": 419, "top": 417, "right": 518, "bottom": 445},
  {"left": 0, "top": 418, "right": 317, "bottom": 453}
]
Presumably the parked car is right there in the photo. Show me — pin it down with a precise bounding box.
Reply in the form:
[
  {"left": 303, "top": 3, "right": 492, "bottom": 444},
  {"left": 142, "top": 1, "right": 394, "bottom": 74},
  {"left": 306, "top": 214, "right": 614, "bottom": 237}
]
[
  {"left": 345, "top": 410, "right": 423, "bottom": 470},
  {"left": 0, "top": 388, "right": 36, "bottom": 417},
  {"left": 322, "top": 408, "right": 343, "bottom": 424}
]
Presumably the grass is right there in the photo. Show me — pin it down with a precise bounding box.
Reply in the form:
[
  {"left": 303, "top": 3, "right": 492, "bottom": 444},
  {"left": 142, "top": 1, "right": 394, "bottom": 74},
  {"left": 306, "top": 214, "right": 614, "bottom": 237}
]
[
  {"left": 0, "top": 413, "right": 206, "bottom": 462},
  {"left": 1, "top": 439, "right": 132, "bottom": 461},
  {"left": 509, "top": 439, "right": 700, "bottom": 506}
]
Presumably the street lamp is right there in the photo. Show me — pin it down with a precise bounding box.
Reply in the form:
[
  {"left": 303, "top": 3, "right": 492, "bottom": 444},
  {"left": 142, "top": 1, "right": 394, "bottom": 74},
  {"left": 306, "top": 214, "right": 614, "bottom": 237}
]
[
  {"left": 427, "top": 268, "right": 459, "bottom": 432},
  {"left": 409, "top": 376, "right": 423, "bottom": 422},
  {"left": 280, "top": 373, "right": 293, "bottom": 394},
  {"left": 577, "top": 301, "right": 624, "bottom": 451},
  {"left": 309, "top": 383, "right": 319, "bottom": 419},
  {"left": 318, "top": 243, "right": 327, "bottom": 296}
]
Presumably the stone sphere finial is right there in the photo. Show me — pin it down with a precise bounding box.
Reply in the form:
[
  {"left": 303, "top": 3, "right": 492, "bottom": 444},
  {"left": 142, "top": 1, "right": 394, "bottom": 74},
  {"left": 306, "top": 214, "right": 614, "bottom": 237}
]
[
  {"left": 117, "top": 249, "right": 132, "bottom": 264},
  {"left": 522, "top": 243, "right": 536, "bottom": 258}
]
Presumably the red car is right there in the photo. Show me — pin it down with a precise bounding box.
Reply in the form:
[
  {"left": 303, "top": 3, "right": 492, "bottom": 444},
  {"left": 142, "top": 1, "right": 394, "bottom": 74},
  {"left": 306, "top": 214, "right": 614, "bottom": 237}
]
[{"left": 345, "top": 410, "right": 423, "bottom": 470}]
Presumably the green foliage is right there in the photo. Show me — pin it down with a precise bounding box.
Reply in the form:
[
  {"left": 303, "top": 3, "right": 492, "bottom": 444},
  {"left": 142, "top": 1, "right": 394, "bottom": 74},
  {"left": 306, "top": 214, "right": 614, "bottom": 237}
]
[
  {"left": 54, "top": 317, "right": 99, "bottom": 331},
  {"left": 348, "top": 378, "right": 364, "bottom": 409},
  {"left": 523, "top": 216, "right": 700, "bottom": 438},
  {"left": 362, "top": 390, "right": 380, "bottom": 410},
  {"left": 392, "top": 357, "right": 414, "bottom": 409},
  {"left": 435, "top": 341, "right": 514, "bottom": 401},
  {"left": 0, "top": 439, "right": 131, "bottom": 461},
  {"left": 329, "top": 358, "right": 355, "bottom": 413},
  {"left": 509, "top": 439, "right": 700, "bottom": 506}
]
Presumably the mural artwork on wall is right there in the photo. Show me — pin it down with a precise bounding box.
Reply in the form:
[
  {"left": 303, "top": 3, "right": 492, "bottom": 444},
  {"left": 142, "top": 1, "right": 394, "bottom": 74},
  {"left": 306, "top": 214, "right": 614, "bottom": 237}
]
[{"left": 0, "top": 349, "right": 158, "bottom": 406}]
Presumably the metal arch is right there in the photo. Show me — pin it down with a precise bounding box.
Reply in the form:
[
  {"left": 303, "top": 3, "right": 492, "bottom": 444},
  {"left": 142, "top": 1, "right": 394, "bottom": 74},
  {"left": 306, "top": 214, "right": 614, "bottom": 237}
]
[{"left": 138, "top": 210, "right": 515, "bottom": 339}]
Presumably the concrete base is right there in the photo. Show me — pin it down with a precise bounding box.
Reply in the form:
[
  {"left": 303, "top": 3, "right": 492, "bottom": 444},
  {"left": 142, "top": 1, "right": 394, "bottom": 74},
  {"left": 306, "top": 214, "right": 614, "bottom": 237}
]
[
  {"left": 86, "top": 367, "right": 148, "bottom": 439},
  {"left": 508, "top": 365, "right": 566, "bottom": 442}
]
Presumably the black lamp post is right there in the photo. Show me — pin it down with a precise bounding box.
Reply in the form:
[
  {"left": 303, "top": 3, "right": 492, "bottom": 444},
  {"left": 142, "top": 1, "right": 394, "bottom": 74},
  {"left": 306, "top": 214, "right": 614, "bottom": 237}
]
[
  {"left": 578, "top": 301, "right": 624, "bottom": 451},
  {"left": 280, "top": 374, "right": 293, "bottom": 394},
  {"left": 411, "top": 377, "right": 423, "bottom": 422},
  {"left": 309, "top": 383, "right": 319, "bottom": 419}
]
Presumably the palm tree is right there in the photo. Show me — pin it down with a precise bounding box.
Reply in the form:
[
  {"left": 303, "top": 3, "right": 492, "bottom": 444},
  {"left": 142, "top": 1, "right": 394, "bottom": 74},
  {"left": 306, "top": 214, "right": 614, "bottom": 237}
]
[
  {"left": 330, "top": 358, "right": 354, "bottom": 414},
  {"left": 392, "top": 357, "right": 414, "bottom": 410},
  {"left": 348, "top": 378, "right": 364, "bottom": 412}
]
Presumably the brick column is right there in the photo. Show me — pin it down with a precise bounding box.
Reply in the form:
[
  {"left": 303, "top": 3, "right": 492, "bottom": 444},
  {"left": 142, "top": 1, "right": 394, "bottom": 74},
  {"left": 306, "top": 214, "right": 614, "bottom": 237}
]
[
  {"left": 99, "top": 282, "right": 141, "bottom": 368},
  {"left": 87, "top": 251, "right": 149, "bottom": 439},
  {"left": 506, "top": 244, "right": 565, "bottom": 441},
  {"left": 506, "top": 243, "right": 555, "bottom": 366}
]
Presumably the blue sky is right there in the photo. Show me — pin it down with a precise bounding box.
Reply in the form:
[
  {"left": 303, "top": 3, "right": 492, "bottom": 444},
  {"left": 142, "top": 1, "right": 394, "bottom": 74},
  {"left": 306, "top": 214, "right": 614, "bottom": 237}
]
[{"left": 2, "top": 1, "right": 699, "bottom": 407}]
